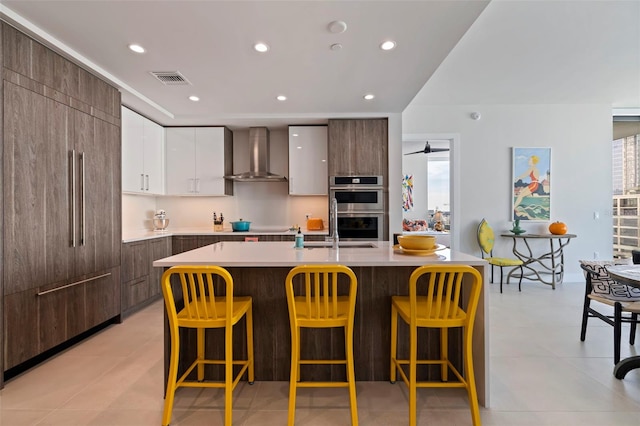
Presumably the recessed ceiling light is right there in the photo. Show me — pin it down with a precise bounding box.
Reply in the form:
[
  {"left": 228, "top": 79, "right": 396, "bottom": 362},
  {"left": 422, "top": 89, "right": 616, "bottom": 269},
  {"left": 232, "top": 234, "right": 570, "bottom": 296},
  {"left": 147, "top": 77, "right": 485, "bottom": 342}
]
[
  {"left": 277, "top": 95, "right": 287, "bottom": 101},
  {"left": 254, "top": 42, "right": 269, "bottom": 53},
  {"left": 292, "top": 133, "right": 299, "bottom": 137},
  {"left": 189, "top": 96, "right": 199, "bottom": 102},
  {"left": 297, "top": 146, "right": 302, "bottom": 149},
  {"left": 380, "top": 40, "right": 396, "bottom": 51},
  {"left": 128, "top": 44, "right": 145, "bottom": 53},
  {"left": 330, "top": 43, "right": 343, "bottom": 51},
  {"left": 364, "top": 94, "right": 375, "bottom": 100},
  {"left": 328, "top": 20, "right": 347, "bottom": 34}
]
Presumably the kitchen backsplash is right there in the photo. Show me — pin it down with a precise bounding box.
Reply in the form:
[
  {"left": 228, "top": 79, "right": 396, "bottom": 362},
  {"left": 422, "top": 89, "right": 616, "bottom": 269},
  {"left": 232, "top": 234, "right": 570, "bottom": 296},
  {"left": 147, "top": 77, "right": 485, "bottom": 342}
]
[{"left": 122, "top": 192, "right": 328, "bottom": 232}]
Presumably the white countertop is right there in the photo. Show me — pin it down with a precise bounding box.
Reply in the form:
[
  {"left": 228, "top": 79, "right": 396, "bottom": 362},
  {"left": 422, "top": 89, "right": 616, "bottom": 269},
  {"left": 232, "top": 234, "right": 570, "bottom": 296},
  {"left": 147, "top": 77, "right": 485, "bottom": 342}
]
[
  {"left": 152, "top": 241, "right": 486, "bottom": 268},
  {"left": 123, "top": 227, "right": 329, "bottom": 243}
]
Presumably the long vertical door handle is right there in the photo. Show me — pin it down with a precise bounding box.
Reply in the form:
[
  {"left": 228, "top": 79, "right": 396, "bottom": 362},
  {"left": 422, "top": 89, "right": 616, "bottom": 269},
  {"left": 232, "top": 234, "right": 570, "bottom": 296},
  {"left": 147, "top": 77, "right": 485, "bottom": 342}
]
[
  {"left": 195, "top": 178, "right": 200, "bottom": 193},
  {"left": 80, "top": 152, "right": 86, "bottom": 246},
  {"left": 140, "top": 173, "right": 144, "bottom": 190},
  {"left": 145, "top": 174, "right": 150, "bottom": 191},
  {"left": 70, "top": 150, "right": 76, "bottom": 247}
]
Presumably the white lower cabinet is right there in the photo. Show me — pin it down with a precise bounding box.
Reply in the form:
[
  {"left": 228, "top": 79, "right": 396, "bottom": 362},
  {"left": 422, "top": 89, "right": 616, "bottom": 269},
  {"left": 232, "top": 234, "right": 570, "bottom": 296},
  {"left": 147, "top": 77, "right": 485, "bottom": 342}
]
[
  {"left": 121, "top": 107, "right": 164, "bottom": 194},
  {"left": 288, "top": 125, "right": 328, "bottom": 195},
  {"left": 165, "top": 127, "right": 233, "bottom": 196}
]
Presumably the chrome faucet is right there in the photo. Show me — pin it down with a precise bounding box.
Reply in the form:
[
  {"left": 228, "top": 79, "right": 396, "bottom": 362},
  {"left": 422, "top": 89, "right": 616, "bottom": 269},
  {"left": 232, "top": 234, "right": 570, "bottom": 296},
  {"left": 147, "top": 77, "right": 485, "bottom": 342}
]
[{"left": 329, "top": 197, "right": 339, "bottom": 248}]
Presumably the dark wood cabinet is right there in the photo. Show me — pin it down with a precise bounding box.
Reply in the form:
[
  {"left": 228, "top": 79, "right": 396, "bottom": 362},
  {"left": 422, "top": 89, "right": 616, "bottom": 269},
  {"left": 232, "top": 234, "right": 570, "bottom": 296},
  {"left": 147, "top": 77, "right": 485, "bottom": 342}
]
[
  {"left": 76, "top": 113, "right": 121, "bottom": 275},
  {"left": 328, "top": 118, "right": 388, "bottom": 178},
  {"left": 149, "top": 238, "right": 171, "bottom": 298},
  {"left": 121, "top": 241, "right": 150, "bottom": 313},
  {"left": 4, "top": 267, "right": 120, "bottom": 371},
  {"left": 2, "top": 23, "right": 120, "bottom": 118},
  {"left": 1, "top": 23, "right": 122, "bottom": 378},
  {"left": 171, "top": 236, "right": 200, "bottom": 255},
  {"left": 84, "top": 267, "right": 121, "bottom": 329},
  {"left": 121, "top": 237, "right": 171, "bottom": 316}
]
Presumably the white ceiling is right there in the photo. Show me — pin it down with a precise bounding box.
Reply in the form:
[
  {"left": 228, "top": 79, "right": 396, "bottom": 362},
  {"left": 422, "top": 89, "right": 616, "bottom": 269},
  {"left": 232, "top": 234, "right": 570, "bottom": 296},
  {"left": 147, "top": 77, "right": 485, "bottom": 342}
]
[{"left": 2, "top": 1, "right": 639, "bottom": 130}]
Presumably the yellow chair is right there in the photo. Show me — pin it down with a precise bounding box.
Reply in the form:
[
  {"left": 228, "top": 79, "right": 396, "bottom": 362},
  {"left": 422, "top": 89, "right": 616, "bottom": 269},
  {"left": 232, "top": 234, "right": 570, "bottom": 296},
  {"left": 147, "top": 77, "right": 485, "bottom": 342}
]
[
  {"left": 477, "top": 218, "right": 523, "bottom": 292},
  {"left": 390, "top": 265, "right": 483, "bottom": 426},
  {"left": 161, "top": 266, "right": 254, "bottom": 426},
  {"left": 285, "top": 265, "right": 358, "bottom": 426}
]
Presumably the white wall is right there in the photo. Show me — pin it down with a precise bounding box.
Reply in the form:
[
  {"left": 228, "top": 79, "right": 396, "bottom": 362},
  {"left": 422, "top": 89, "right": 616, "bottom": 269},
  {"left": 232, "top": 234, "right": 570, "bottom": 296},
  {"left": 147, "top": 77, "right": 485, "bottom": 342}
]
[{"left": 402, "top": 104, "right": 613, "bottom": 282}]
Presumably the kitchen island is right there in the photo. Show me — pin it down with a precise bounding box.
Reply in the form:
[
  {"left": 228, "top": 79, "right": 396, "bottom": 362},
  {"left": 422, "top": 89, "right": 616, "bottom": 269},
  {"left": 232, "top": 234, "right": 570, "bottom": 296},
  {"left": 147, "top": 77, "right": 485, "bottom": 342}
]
[{"left": 153, "top": 241, "right": 490, "bottom": 406}]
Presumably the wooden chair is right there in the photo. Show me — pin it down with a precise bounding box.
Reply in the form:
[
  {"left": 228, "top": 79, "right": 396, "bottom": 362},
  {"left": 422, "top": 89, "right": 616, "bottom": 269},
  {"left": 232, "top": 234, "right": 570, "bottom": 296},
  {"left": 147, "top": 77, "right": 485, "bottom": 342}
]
[
  {"left": 477, "top": 218, "right": 523, "bottom": 292},
  {"left": 390, "top": 265, "right": 483, "bottom": 426},
  {"left": 285, "top": 264, "right": 358, "bottom": 426},
  {"left": 579, "top": 260, "right": 640, "bottom": 364},
  {"left": 161, "top": 266, "right": 254, "bottom": 426}
]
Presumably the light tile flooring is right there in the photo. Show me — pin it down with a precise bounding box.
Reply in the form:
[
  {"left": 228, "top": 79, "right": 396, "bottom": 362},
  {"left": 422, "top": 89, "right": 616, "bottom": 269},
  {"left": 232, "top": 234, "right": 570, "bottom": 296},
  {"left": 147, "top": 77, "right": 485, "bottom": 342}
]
[{"left": 1, "top": 280, "right": 639, "bottom": 425}]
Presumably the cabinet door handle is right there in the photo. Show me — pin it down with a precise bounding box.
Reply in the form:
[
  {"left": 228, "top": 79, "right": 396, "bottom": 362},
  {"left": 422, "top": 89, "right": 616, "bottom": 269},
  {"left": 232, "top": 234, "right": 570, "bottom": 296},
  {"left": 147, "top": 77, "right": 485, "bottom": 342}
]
[
  {"left": 145, "top": 174, "right": 149, "bottom": 191},
  {"left": 70, "top": 149, "right": 76, "bottom": 247},
  {"left": 195, "top": 178, "right": 200, "bottom": 193},
  {"left": 140, "top": 173, "right": 144, "bottom": 190},
  {"left": 188, "top": 178, "right": 194, "bottom": 193},
  {"left": 37, "top": 272, "right": 112, "bottom": 296},
  {"left": 79, "top": 152, "right": 86, "bottom": 246}
]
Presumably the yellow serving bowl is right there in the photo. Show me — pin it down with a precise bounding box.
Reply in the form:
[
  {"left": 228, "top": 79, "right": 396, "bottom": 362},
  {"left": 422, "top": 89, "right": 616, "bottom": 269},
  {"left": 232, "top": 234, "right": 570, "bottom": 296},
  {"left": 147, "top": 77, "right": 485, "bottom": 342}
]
[{"left": 397, "top": 235, "right": 436, "bottom": 251}]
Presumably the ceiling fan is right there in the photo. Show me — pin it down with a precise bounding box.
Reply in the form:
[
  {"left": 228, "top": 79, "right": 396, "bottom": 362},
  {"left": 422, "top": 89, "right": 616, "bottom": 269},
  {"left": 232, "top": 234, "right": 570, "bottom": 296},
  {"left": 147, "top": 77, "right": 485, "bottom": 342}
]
[{"left": 404, "top": 141, "right": 450, "bottom": 155}]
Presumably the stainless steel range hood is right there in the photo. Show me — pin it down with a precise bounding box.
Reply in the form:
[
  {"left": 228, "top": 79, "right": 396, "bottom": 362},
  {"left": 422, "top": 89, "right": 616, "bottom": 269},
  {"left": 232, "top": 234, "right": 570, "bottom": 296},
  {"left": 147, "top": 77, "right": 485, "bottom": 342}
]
[{"left": 224, "top": 127, "right": 287, "bottom": 182}]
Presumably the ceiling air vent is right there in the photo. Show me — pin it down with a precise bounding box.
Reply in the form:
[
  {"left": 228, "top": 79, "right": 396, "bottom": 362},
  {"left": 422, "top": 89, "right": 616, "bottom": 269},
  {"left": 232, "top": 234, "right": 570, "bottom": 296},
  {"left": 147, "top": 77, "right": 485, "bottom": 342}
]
[{"left": 149, "top": 71, "right": 191, "bottom": 86}]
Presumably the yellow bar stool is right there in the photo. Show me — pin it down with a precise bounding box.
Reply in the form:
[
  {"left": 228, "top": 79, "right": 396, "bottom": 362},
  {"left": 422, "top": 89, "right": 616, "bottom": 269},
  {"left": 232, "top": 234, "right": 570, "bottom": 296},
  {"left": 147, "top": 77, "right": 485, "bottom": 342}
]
[
  {"left": 161, "top": 265, "right": 254, "bottom": 426},
  {"left": 390, "top": 265, "right": 483, "bottom": 426},
  {"left": 285, "top": 264, "right": 359, "bottom": 426}
]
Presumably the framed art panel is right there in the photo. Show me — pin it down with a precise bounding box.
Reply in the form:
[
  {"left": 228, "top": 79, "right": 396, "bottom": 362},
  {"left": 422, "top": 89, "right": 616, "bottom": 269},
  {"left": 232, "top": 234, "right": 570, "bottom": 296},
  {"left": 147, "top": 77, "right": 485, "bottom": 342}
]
[{"left": 512, "top": 147, "right": 551, "bottom": 221}]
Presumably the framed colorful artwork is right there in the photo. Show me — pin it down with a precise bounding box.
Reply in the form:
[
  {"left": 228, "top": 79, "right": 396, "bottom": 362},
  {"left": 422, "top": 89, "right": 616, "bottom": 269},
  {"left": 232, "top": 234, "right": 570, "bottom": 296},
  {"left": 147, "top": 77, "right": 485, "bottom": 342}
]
[
  {"left": 512, "top": 147, "right": 551, "bottom": 221},
  {"left": 402, "top": 174, "right": 413, "bottom": 212}
]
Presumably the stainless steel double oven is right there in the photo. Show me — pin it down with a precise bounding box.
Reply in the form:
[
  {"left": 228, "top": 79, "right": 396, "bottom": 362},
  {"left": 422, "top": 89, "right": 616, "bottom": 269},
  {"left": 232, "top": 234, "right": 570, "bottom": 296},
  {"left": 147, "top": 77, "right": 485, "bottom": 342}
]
[{"left": 329, "top": 175, "right": 384, "bottom": 241}]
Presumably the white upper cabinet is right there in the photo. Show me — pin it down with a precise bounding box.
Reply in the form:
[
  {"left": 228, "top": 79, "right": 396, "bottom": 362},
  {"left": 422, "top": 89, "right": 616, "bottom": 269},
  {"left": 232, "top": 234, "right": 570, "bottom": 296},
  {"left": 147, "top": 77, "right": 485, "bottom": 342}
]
[
  {"left": 121, "top": 107, "right": 165, "bottom": 194},
  {"left": 288, "top": 125, "right": 328, "bottom": 195},
  {"left": 165, "top": 127, "right": 233, "bottom": 196}
]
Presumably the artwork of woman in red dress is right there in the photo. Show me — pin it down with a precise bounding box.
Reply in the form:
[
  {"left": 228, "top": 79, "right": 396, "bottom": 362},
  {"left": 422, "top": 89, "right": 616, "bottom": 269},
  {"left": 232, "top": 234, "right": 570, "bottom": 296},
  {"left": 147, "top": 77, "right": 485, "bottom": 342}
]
[{"left": 513, "top": 155, "right": 540, "bottom": 212}]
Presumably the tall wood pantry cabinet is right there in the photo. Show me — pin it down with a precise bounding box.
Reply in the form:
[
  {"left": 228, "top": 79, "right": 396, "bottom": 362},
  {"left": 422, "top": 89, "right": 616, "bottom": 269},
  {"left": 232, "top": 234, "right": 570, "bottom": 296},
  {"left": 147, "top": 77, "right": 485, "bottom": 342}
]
[{"left": 0, "top": 22, "right": 122, "bottom": 384}]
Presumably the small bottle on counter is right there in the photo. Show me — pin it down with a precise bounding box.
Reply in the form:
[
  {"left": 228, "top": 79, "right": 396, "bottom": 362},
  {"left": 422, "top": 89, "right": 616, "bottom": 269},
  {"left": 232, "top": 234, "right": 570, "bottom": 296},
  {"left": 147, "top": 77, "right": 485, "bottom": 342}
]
[{"left": 295, "top": 227, "right": 304, "bottom": 249}]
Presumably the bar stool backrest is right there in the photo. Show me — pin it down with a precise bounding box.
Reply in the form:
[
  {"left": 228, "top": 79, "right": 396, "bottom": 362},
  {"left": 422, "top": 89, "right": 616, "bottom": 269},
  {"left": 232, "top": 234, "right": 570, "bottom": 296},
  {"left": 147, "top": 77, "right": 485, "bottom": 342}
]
[
  {"left": 285, "top": 265, "right": 357, "bottom": 327},
  {"left": 162, "top": 265, "right": 234, "bottom": 328},
  {"left": 409, "top": 265, "right": 482, "bottom": 326}
]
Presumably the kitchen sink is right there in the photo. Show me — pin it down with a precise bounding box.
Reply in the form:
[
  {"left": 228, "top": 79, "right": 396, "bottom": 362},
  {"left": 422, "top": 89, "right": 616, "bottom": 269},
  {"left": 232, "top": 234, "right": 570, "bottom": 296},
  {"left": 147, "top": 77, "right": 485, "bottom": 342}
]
[{"left": 303, "top": 241, "right": 378, "bottom": 248}]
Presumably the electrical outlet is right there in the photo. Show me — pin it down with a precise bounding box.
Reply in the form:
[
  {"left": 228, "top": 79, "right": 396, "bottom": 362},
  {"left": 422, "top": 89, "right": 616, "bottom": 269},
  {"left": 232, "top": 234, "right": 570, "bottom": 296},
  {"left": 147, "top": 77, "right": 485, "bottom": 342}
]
[{"left": 594, "top": 251, "right": 599, "bottom": 259}]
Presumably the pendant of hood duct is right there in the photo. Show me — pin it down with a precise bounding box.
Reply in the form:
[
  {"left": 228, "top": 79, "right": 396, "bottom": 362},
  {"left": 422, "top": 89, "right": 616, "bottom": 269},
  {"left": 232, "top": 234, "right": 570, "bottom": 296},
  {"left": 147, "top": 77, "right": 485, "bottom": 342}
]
[{"left": 224, "top": 127, "right": 288, "bottom": 182}]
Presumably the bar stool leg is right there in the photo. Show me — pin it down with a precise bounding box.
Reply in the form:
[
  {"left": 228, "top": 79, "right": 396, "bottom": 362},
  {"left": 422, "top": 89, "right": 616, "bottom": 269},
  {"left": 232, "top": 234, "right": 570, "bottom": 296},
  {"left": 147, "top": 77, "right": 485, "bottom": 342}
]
[
  {"left": 346, "top": 325, "right": 358, "bottom": 425},
  {"left": 390, "top": 304, "right": 398, "bottom": 383},
  {"left": 197, "top": 328, "right": 205, "bottom": 381},
  {"left": 409, "top": 323, "right": 418, "bottom": 426},
  {"left": 225, "top": 324, "right": 233, "bottom": 426},
  {"left": 464, "top": 325, "right": 481, "bottom": 426},
  {"left": 440, "top": 327, "right": 449, "bottom": 381},
  {"left": 162, "top": 333, "right": 180, "bottom": 426},
  {"left": 288, "top": 326, "right": 300, "bottom": 426},
  {"left": 246, "top": 302, "right": 255, "bottom": 383}
]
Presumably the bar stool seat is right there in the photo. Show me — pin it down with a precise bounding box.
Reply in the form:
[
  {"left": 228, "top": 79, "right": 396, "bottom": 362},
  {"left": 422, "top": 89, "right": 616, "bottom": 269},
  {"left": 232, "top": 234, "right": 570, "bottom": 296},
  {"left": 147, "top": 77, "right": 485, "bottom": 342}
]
[
  {"left": 285, "top": 264, "right": 359, "bottom": 426},
  {"left": 390, "top": 265, "right": 483, "bottom": 426},
  {"left": 161, "top": 265, "right": 254, "bottom": 426}
]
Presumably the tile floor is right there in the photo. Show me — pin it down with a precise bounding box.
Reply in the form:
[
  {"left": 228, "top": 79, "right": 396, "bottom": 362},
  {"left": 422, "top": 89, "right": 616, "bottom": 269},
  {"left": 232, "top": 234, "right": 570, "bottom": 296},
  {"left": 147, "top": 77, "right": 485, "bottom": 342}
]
[{"left": 1, "top": 279, "right": 639, "bottom": 425}]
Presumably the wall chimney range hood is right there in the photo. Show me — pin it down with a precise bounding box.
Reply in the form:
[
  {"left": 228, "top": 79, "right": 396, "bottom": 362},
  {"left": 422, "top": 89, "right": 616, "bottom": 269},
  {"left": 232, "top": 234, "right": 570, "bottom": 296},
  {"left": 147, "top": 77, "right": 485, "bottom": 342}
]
[{"left": 224, "top": 127, "right": 287, "bottom": 182}]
